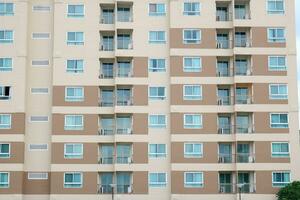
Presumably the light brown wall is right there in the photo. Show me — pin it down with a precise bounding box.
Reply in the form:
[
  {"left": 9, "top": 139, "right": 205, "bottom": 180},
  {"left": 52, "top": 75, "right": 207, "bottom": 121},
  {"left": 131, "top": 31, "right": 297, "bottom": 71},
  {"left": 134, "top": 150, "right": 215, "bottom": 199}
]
[
  {"left": 52, "top": 143, "right": 98, "bottom": 164},
  {"left": 133, "top": 57, "right": 148, "bottom": 77},
  {"left": 253, "top": 83, "right": 288, "bottom": 104},
  {"left": 132, "top": 171, "right": 148, "bottom": 194},
  {"left": 52, "top": 114, "right": 98, "bottom": 135},
  {"left": 133, "top": 142, "right": 148, "bottom": 164},
  {"left": 0, "top": 113, "right": 25, "bottom": 135},
  {"left": 171, "top": 171, "right": 218, "bottom": 194},
  {"left": 252, "top": 27, "right": 286, "bottom": 48},
  {"left": 171, "top": 142, "right": 218, "bottom": 163},
  {"left": 0, "top": 171, "right": 23, "bottom": 194},
  {"left": 170, "top": 56, "right": 216, "bottom": 77},
  {"left": 0, "top": 142, "right": 24, "bottom": 163},
  {"left": 52, "top": 86, "right": 99, "bottom": 107},
  {"left": 23, "top": 172, "right": 50, "bottom": 194},
  {"left": 252, "top": 55, "right": 287, "bottom": 76},
  {"left": 132, "top": 114, "right": 148, "bottom": 134},
  {"left": 255, "top": 141, "right": 290, "bottom": 163},
  {"left": 170, "top": 28, "right": 216, "bottom": 49},
  {"left": 171, "top": 113, "right": 217, "bottom": 134},
  {"left": 171, "top": 84, "right": 217, "bottom": 105},
  {"left": 254, "top": 112, "right": 289, "bottom": 133},
  {"left": 133, "top": 85, "right": 148, "bottom": 106},
  {"left": 50, "top": 172, "right": 97, "bottom": 194},
  {"left": 256, "top": 171, "right": 281, "bottom": 194}
]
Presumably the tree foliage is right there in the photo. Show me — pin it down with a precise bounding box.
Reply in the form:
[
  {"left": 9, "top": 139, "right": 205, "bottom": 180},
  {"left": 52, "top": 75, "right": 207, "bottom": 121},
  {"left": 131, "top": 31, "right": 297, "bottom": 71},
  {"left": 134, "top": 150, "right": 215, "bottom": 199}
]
[{"left": 277, "top": 181, "right": 300, "bottom": 200}]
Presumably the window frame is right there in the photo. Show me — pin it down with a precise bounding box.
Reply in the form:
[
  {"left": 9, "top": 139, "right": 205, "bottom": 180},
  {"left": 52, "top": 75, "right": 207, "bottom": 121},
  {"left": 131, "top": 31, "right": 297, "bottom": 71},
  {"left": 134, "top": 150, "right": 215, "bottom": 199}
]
[
  {"left": 64, "top": 115, "right": 84, "bottom": 130},
  {"left": 148, "top": 144, "right": 167, "bottom": 158},
  {"left": 272, "top": 171, "right": 291, "bottom": 187},
  {"left": 183, "top": 85, "right": 202, "bottom": 100},
  {"left": 148, "top": 3, "right": 166, "bottom": 16},
  {"left": 148, "top": 31, "right": 166, "bottom": 44},
  {"left": 66, "top": 59, "right": 84, "bottom": 73},
  {"left": 267, "top": 0, "right": 285, "bottom": 14},
  {"left": 183, "top": 2, "right": 201, "bottom": 16},
  {"left": 67, "top": 4, "right": 85, "bottom": 17},
  {"left": 67, "top": 32, "right": 84, "bottom": 45},
  {"left": 0, "top": 3, "right": 14, "bottom": 16},
  {"left": 183, "top": 57, "right": 202, "bottom": 72},
  {"left": 148, "top": 86, "right": 166, "bottom": 100},
  {"left": 64, "top": 172, "right": 83, "bottom": 188},
  {"left": 270, "top": 113, "right": 289, "bottom": 128},
  {"left": 0, "top": 58, "right": 13, "bottom": 71},
  {"left": 267, "top": 28, "right": 286, "bottom": 43},
  {"left": 268, "top": 56, "right": 287, "bottom": 71},
  {"left": 184, "top": 143, "right": 203, "bottom": 158},
  {"left": 64, "top": 143, "right": 83, "bottom": 159},
  {"left": 0, "top": 30, "right": 14, "bottom": 43},
  {"left": 269, "top": 84, "right": 288, "bottom": 100},
  {"left": 0, "top": 143, "right": 10, "bottom": 158},
  {"left": 271, "top": 142, "right": 290, "bottom": 158},
  {"left": 184, "top": 172, "right": 204, "bottom": 188},
  {"left": 0, "top": 172, "right": 9, "bottom": 188},
  {"left": 148, "top": 172, "right": 167, "bottom": 187},
  {"left": 148, "top": 58, "right": 166, "bottom": 72},
  {"left": 148, "top": 114, "right": 167, "bottom": 128},
  {"left": 184, "top": 114, "right": 203, "bottom": 129},
  {"left": 65, "top": 87, "right": 84, "bottom": 102},
  {"left": 183, "top": 29, "right": 201, "bottom": 44},
  {"left": 0, "top": 114, "right": 11, "bottom": 129}
]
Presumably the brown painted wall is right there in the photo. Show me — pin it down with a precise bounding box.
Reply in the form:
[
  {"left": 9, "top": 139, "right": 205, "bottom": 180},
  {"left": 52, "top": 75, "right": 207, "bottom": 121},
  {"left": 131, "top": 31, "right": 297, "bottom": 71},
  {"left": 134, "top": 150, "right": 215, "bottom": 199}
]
[
  {"left": 50, "top": 172, "right": 97, "bottom": 194},
  {"left": 0, "top": 171, "right": 23, "bottom": 194},
  {"left": 52, "top": 114, "right": 98, "bottom": 135},
  {"left": 0, "top": 113, "right": 25, "bottom": 135},
  {"left": 170, "top": 28, "right": 216, "bottom": 49},
  {"left": 52, "top": 86, "right": 99, "bottom": 107},
  {"left": 252, "top": 55, "right": 287, "bottom": 76},
  {"left": 252, "top": 27, "right": 286, "bottom": 48},
  {"left": 133, "top": 85, "right": 148, "bottom": 106},
  {"left": 133, "top": 57, "right": 148, "bottom": 77},
  {"left": 255, "top": 141, "right": 290, "bottom": 163},
  {"left": 132, "top": 171, "right": 148, "bottom": 194},
  {"left": 171, "top": 142, "right": 218, "bottom": 163},
  {"left": 171, "top": 113, "right": 217, "bottom": 134},
  {"left": 256, "top": 171, "right": 280, "bottom": 194},
  {"left": 253, "top": 83, "right": 288, "bottom": 104},
  {"left": 133, "top": 142, "right": 148, "bottom": 164},
  {"left": 23, "top": 172, "right": 50, "bottom": 194},
  {"left": 52, "top": 143, "right": 98, "bottom": 164},
  {"left": 254, "top": 112, "right": 289, "bottom": 133},
  {"left": 171, "top": 84, "right": 217, "bottom": 105},
  {"left": 171, "top": 171, "right": 218, "bottom": 194},
  {"left": 0, "top": 142, "right": 24, "bottom": 163},
  {"left": 132, "top": 113, "right": 148, "bottom": 134},
  {"left": 170, "top": 56, "right": 216, "bottom": 77}
]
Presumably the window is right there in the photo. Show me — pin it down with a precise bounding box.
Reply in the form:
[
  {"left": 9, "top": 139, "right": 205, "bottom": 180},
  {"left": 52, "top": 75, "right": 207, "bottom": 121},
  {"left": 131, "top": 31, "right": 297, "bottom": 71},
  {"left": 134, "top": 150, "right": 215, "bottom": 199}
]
[
  {"left": 267, "top": 0, "right": 284, "bottom": 14},
  {"left": 0, "top": 114, "right": 11, "bottom": 129},
  {"left": 148, "top": 59, "right": 166, "bottom": 72},
  {"left": 184, "top": 143, "right": 203, "bottom": 157},
  {"left": 0, "top": 86, "right": 11, "bottom": 100},
  {"left": 269, "top": 84, "right": 288, "bottom": 100},
  {"left": 149, "top": 31, "right": 166, "bottom": 44},
  {"left": 30, "top": 116, "right": 49, "bottom": 122},
  {"left": 272, "top": 142, "right": 289, "bottom": 157},
  {"left": 0, "top": 30, "right": 13, "bottom": 43},
  {"left": 183, "top": 57, "right": 201, "bottom": 72},
  {"left": 28, "top": 172, "right": 48, "bottom": 180},
  {"left": 64, "top": 172, "right": 82, "bottom": 188},
  {"left": 270, "top": 113, "right": 288, "bottom": 128},
  {"left": 67, "top": 5, "right": 84, "bottom": 17},
  {"left": 184, "top": 85, "right": 202, "bottom": 100},
  {"left": 184, "top": 172, "right": 203, "bottom": 188},
  {"left": 0, "top": 58, "right": 12, "bottom": 71},
  {"left": 0, "top": 3, "right": 14, "bottom": 16},
  {"left": 268, "top": 28, "right": 285, "bottom": 43},
  {"left": 0, "top": 172, "right": 9, "bottom": 188},
  {"left": 149, "top": 144, "right": 166, "bottom": 158},
  {"left": 149, "top": 115, "right": 166, "bottom": 128},
  {"left": 67, "top": 32, "right": 84, "bottom": 45},
  {"left": 64, "top": 144, "right": 83, "bottom": 159},
  {"left": 149, "top": 87, "right": 166, "bottom": 100},
  {"left": 0, "top": 144, "right": 9, "bottom": 158},
  {"left": 268, "top": 56, "right": 286, "bottom": 71},
  {"left": 183, "top": 29, "right": 201, "bottom": 44},
  {"left": 29, "top": 144, "right": 48, "bottom": 151},
  {"left": 31, "top": 88, "right": 49, "bottom": 94},
  {"left": 272, "top": 172, "right": 290, "bottom": 187},
  {"left": 149, "top": 173, "right": 167, "bottom": 187},
  {"left": 65, "top": 87, "right": 84, "bottom": 102},
  {"left": 64, "top": 115, "right": 83, "bottom": 130},
  {"left": 149, "top": 3, "right": 166, "bottom": 16},
  {"left": 66, "top": 59, "right": 84, "bottom": 73},
  {"left": 183, "top": 2, "right": 200, "bottom": 16},
  {"left": 32, "top": 60, "right": 49, "bottom": 66},
  {"left": 184, "top": 114, "right": 202, "bottom": 129},
  {"left": 32, "top": 33, "right": 50, "bottom": 39},
  {"left": 32, "top": 5, "right": 51, "bottom": 12}
]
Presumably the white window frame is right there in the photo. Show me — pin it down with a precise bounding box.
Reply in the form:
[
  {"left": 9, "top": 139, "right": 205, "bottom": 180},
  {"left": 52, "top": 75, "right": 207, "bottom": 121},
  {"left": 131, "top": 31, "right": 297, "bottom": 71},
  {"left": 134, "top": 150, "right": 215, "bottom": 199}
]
[
  {"left": 183, "top": 57, "right": 202, "bottom": 72},
  {"left": 183, "top": 85, "right": 202, "bottom": 100},
  {"left": 269, "top": 84, "right": 288, "bottom": 100},
  {"left": 183, "top": 29, "right": 201, "bottom": 44},
  {"left": 0, "top": 3, "right": 14, "bottom": 16},
  {"left": 148, "top": 114, "right": 166, "bottom": 128},
  {"left": 0, "top": 30, "right": 13, "bottom": 43},
  {"left": 28, "top": 144, "right": 48, "bottom": 151},
  {"left": 67, "top": 32, "right": 84, "bottom": 45},
  {"left": 149, "top": 172, "right": 167, "bottom": 187},
  {"left": 184, "top": 143, "right": 203, "bottom": 158},
  {"left": 267, "top": 0, "right": 285, "bottom": 14},
  {"left": 270, "top": 113, "right": 288, "bottom": 128},
  {"left": 148, "top": 144, "right": 167, "bottom": 158},
  {"left": 184, "top": 172, "right": 204, "bottom": 188},
  {"left": 32, "top": 5, "right": 51, "bottom": 12},
  {"left": 148, "top": 31, "right": 166, "bottom": 44},
  {"left": 65, "top": 87, "right": 84, "bottom": 102},
  {"left": 66, "top": 59, "right": 84, "bottom": 73},
  {"left": 148, "top": 58, "right": 166, "bottom": 72},
  {"left": 0, "top": 58, "right": 13, "bottom": 71},
  {"left": 184, "top": 114, "right": 203, "bottom": 129},
  {"left": 268, "top": 56, "right": 287, "bottom": 71},
  {"left": 28, "top": 172, "right": 48, "bottom": 180},
  {"left": 271, "top": 142, "right": 290, "bottom": 158},
  {"left": 267, "top": 28, "right": 286, "bottom": 43},
  {"left": 67, "top": 4, "right": 85, "bottom": 17},
  {"left": 272, "top": 171, "right": 291, "bottom": 187},
  {"left": 29, "top": 116, "right": 49, "bottom": 123},
  {"left": 0, "top": 172, "right": 9, "bottom": 188},
  {"left": 0, "top": 143, "right": 10, "bottom": 158},
  {"left": 64, "top": 172, "right": 83, "bottom": 188},
  {"left": 30, "top": 88, "right": 49, "bottom": 94},
  {"left": 148, "top": 3, "right": 166, "bottom": 16},
  {"left": 183, "top": 2, "right": 201, "bottom": 16},
  {"left": 149, "top": 87, "right": 166, "bottom": 100},
  {"left": 64, "top": 115, "right": 84, "bottom": 130},
  {"left": 64, "top": 143, "right": 83, "bottom": 159},
  {"left": 32, "top": 32, "right": 50, "bottom": 39},
  {"left": 0, "top": 114, "right": 11, "bottom": 129}
]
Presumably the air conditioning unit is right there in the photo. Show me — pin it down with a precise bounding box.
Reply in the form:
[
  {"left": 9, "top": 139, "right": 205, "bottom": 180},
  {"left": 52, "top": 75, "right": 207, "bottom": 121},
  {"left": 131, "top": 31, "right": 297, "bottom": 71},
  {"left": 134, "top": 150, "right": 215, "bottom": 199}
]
[
  {"left": 219, "top": 186, "right": 226, "bottom": 193},
  {"left": 98, "top": 186, "right": 104, "bottom": 194},
  {"left": 248, "top": 156, "right": 255, "bottom": 163},
  {"left": 128, "top": 43, "right": 133, "bottom": 49},
  {"left": 217, "top": 42, "right": 222, "bottom": 49},
  {"left": 127, "top": 157, "right": 132, "bottom": 164},
  {"left": 218, "top": 128, "right": 224, "bottom": 134},
  {"left": 98, "top": 129, "right": 106, "bottom": 135},
  {"left": 219, "top": 156, "right": 225, "bottom": 163},
  {"left": 217, "top": 99, "right": 223, "bottom": 105},
  {"left": 127, "top": 186, "right": 133, "bottom": 193},
  {"left": 126, "top": 128, "right": 132, "bottom": 134}
]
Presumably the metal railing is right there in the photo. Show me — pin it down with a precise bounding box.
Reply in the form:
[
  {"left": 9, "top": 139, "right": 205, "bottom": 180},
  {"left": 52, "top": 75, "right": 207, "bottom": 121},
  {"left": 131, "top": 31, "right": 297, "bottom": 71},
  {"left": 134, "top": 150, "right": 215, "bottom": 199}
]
[
  {"left": 234, "top": 38, "right": 252, "bottom": 47},
  {"left": 218, "top": 125, "right": 234, "bottom": 134},
  {"left": 116, "top": 96, "right": 133, "bottom": 106},
  {"left": 216, "top": 12, "right": 233, "bottom": 21},
  {"left": 235, "top": 65, "right": 252, "bottom": 76},
  {"left": 100, "top": 13, "right": 114, "bottom": 24},
  {"left": 217, "top": 96, "right": 233, "bottom": 105},
  {"left": 97, "top": 184, "right": 133, "bottom": 194},
  {"left": 235, "top": 124, "right": 255, "bottom": 134},
  {"left": 117, "top": 39, "right": 133, "bottom": 50},
  {"left": 236, "top": 153, "right": 255, "bottom": 163},
  {"left": 117, "top": 12, "right": 133, "bottom": 22},
  {"left": 235, "top": 95, "right": 253, "bottom": 104},
  {"left": 216, "top": 39, "right": 232, "bottom": 49}
]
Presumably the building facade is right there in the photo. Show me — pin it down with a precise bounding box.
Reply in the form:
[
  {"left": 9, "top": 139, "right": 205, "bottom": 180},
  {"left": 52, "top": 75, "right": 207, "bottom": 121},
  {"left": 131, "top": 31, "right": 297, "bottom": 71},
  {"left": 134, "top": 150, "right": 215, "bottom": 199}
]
[{"left": 0, "top": 0, "right": 300, "bottom": 199}]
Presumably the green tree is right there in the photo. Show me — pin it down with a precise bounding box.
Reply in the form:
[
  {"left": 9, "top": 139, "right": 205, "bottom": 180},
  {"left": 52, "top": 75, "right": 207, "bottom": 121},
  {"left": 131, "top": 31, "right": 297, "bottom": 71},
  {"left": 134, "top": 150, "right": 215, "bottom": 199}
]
[{"left": 277, "top": 181, "right": 300, "bottom": 200}]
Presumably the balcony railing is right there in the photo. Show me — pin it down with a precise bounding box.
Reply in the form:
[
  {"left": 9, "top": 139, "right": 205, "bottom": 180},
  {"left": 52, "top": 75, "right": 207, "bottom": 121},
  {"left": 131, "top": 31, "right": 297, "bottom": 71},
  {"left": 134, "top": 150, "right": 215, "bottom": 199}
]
[
  {"left": 235, "top": 65, "right": 252, "bottom": 76},
  {"left": 117, "top": 39, "right": 133, "bottom": 49},
  {"left": 116, "top": 156, "right": 132, "bottom": 164},
  {"left": 117, "top": 184, "right": 132, "bottom": 194},
  {"left": 216, "top": 67, "right": 233, "bottom": 77},
  {"left": 218, "top": 125, "right": 234, "bottom": 134},
  {"left": 235, "top": 124, "right": 254, "bottom": 134},
  {"left": 216, "top": 11, "right": 232, "bottom": 21},
  {"left": 235, "top": 95, "right": 253, "bottom": 104},
  {"left": 236, "top": 153, "right": 255, "bottom": 163},
  {"left": 216, "top": 39, "right": 232, "bottom": 49},
  {"left": 98, "top": 184, "right": 112, "bottom": 194},
  {"left": 237, "top": 183, "right": 256, "bottom": 193},
  {"left": 100, "top": 13, "right": 114, "bottom": 24},
  {"left": 234, "top": 38, "right": 252, "bottom": 47},
  {"left": 218, "top": 154, "right": 234, "bottom": 163},
  {"left": 98, "top": 156, "right": 114, "bottom": 164},
  {"left": 116, "top": 127, "right": 132, "bottom": 134},
  {"left": 99, "top": 67, "right": 114, "bottom": 79},
  {"left": 116, "top": 96, "right": 133, "bottom": 106},
  {"left": 219, "top": 183, "right": 235, "bottom": 193},
  {"left": 98, "top": 184, "right": 133, "bottom": 194},
  {"left": 117, "top": 68, "right": 133, "bottom": 77},
  {"left": 117, "top": 12, "right": 133, "bottom": 22},
  {"left": 217, "top": 96, "right": 233, "bottom": 105},
  {"left": 98, "top": 127, "right": 115, "bottom": 135},
  {"left": 99, "top": 99, "right": 114, "bottom": 107},
  {"left": 98, "top": 156, "right": 132, "bottom": 164}
]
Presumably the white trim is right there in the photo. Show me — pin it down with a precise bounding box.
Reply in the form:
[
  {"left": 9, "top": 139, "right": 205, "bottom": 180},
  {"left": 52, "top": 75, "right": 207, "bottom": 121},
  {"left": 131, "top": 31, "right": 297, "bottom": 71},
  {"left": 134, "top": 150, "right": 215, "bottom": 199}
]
[
  {"left": 269, "top": 113, "right": 289, "bottom": 128},
  {"left": 64, "top": 115, "right": 84, "bottom": 130},
  {"left": 182, "top": 29, "right": 201, "bottom": 44},
  {"left": 0, "top": 57, "right": 13, "bottom": 71},
  {"left": 183, "top": 84, "right": 202, "bottom": 100},
  {"left": 0, "top": 143, "right": 10, "bottom": 158},
  {"left": 64, "top": 172, "right": 83, "bottom": 188},
  {"left": 268, "top": 55, "right": 287, "bottom": 71},
  {"left": 269, "top": 84, "right": 288, "bottom": 100},
  {"left": 66, "top": 31, "right": 84, "bottom": 45},
  {"left": 272, "top": 171, "right": 291, "bottom": 187},
  {"left": 148, "top": 3, "right": 166, "bottom": 16},
  {"left": 148, "top": 172, "right": 167, "bottom": 187},
  {"left": 271, "top": 142, "right": 290, "bottom": 158},
  {"left": 64, "top": 143, "right": 83, "bottom": 159},
  {"left": 67, "top": 4, "right": 85, "bottom": 18},
  {"left": 184, "top": 142, "right": 203, "bottom": 158},
  {"left": 267, "top": 27, "right": 286, "bottom": 43},
  {"left": 0, "top": 30, "right": 14, "bottom": 44},
  {"left": 266, "top": 0, "right": 285, "bottom": 15},
  {"left": 148, "top": 86, "right": 166, "bottom": 100},
  {"left": 183, "top": 56, "right": 202, "bottom": 72},
  {"left": 0, "top": 114, "right": 11, "bottom": 129},
  {"left": 148, "top": 31, "right": 166, "bottom": 44},
  {"left": 148, "top": 114, "right": 167, "bottom": 128},
  {"left": 183, "top": 114, "right": 203, "bottom": 129},
  {"left": 148, "top": 143, "right": 167, "bottom": 158},
  {"left": 0, "top": 172, "right": 9, "bottom": 188},
  {"left": 183, "top": 2, "right": 201, "bottom": 16},
  {"left": 66, "top": 59, "right": 84, "bottom": 73},
  {"left": 184, "top": 171, "right": 204, "bottom": 188},
  {"left": 65, "top": 87, "right": 84, "bottom": 102}
]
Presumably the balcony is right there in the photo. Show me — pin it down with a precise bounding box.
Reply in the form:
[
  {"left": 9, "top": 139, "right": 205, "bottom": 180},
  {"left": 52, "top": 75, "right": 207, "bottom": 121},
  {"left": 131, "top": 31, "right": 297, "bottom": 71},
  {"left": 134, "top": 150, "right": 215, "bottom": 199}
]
[
  {"left": 234, "top": 1, "right": 251, "bottom": 20},
  {"left": 116, "top": 115, "right": 132, "bottom": 134},
  {"left": 100, "top": 32, "right": 114, "bottom": 51},
  {"left": 116, "top": 60, "right": 133, "bottom": 77},
  {"left": 98, "top": 115, "right": 133, "bottom": 135},
  {"left": 216, "top": 58, "right": 232, "bottom": 77},
  {"left": 98, "top": 144, "right": 132, "bottom": 164},
  {"left": 234, "top": 31, "right": 252, "bottom": 47},
  {"left": 99, "top": 62, "right": 114, "bottom": 79},
  {"left": 216, "top": 2, "right": 232, "bottom": 21},
  {"left": 117, "top": 34, "right": 133, "bottom": 50},
  {"left": 116, "top": 88, "right": 133, "bottom": 106},
  {"left": 100, "top": 6, "right": 114, "bottom": 24},
  {"left": 99, "top": 88, "right": 114, "bottom": 107},
  {"left": 216, "top": 31, "right": 232, "bottom": 49},
  {"left": 235, "top": 57, "right": 252, "bottom": 76},
  {"left": 98, "top": 172, "right": 133, "bottom": 194},
  {"left": 99, "top": 116, "right": 114, "bottom": 135},
  {"left": 218, "top": 114, "right": 233, "bottom": 134},
  {"left": 117, "top": 7, "right": 133, "bottom": 22},
  {"left": 217, "top": 87, "right": 232, "bottom": 105},
  {"left": 235, "top": 87, "right": 252, "bottom": 104}
]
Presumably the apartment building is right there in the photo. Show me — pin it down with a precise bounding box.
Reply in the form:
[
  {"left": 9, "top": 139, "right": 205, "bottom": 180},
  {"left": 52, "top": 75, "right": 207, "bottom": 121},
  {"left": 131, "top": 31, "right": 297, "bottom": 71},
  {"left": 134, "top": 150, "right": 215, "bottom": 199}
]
[{"left": 0, "top": 0, "right": 299, "bottom": 199}]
